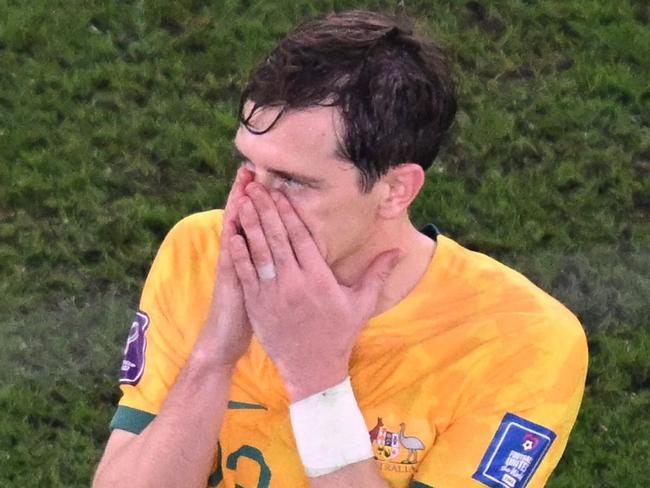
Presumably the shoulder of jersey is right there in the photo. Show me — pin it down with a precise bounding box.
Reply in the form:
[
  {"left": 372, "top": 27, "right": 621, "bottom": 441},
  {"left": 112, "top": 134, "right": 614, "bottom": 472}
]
[
  {"left": 162, "top": 209, "right": 225, "bottom": 252},
  {"left": 442, "top": 236, "right": 587, "bottom": 351},
  {"left": 171, "top": 208, "right": 224, "bottom": 236}
]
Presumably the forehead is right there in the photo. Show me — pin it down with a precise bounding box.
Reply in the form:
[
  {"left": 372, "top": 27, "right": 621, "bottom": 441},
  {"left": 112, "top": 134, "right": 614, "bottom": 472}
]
[{"left": 235, "top": 103, "right": 347, "bottom": 168}]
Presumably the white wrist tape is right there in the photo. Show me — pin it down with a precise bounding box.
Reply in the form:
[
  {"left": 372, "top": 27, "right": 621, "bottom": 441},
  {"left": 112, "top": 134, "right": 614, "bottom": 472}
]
[{"left": 289, "top": 376, "right": 373, "bottom": 477}]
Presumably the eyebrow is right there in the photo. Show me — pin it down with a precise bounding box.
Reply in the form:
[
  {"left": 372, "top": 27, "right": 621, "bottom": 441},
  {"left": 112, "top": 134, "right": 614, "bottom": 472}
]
[{"left": 233, "top": 146, "right": 325, "bottom": 187}]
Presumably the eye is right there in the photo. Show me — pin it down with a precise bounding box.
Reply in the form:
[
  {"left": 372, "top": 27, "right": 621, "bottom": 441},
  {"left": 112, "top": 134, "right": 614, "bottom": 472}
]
[
  {"left": 273, "top": 175, "right": 305, "bottom": 190},
  {"left": 280, "top": 176, "right": 304, "bottom": 189}
]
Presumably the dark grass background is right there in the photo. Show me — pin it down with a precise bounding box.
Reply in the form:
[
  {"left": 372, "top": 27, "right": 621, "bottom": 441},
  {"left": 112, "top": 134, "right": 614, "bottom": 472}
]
[{"left": 1, "top": 0, "right": 649, "bottom": 486}]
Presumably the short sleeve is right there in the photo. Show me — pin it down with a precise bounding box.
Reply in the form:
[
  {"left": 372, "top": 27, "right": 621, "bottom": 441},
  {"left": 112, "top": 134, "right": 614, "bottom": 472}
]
[
  {"left": 411, "top": 315, "right": 588, "bottom": 488},
  {"left": 110, "top": 210, "right": 223, "bottom": 434}
]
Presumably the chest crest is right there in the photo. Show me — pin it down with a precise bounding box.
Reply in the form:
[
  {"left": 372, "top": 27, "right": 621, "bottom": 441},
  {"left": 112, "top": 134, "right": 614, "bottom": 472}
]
[{"left": 366, "top": 412, "right": 436, "bottom": 477}]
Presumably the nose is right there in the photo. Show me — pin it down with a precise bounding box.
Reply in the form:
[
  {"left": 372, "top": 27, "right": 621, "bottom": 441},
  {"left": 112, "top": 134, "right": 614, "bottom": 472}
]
[
  {"left": 250, "top": 169, "right": 277, "bottom": 191},
  {"left": 241, "top": 160, "right": 284, "bottom": 192},
  {"left": 252, "top": 170, "right": 268, "bottom": 186}
]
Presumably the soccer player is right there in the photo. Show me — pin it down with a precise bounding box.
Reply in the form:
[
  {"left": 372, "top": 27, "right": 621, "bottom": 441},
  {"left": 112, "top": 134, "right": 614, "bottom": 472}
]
[{"left": 93, "top": 10, "right": 588, "bottom": 488}]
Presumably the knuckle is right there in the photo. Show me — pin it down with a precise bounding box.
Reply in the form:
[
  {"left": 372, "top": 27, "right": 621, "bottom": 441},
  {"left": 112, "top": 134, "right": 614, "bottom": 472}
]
[
  {"left": 230, "top": 245, "right": 249, "bottom": 262},
  {"left": 258, "top": 203, "right": 274, "bottom": 217},
  {"left": 296, "top": 239, "right": 312, "bottom": 255},
  {"left": 284, "top": 290, "right": 302, "bottom": 308},
  {"left": 269, "top": 251, "right": 285, "bottom": 267},
  {"left": 232, "top": 253, "right": 248, "bottom": 265},
  {"left": 251, "top": 245, "right": 271, "bottom": 262},
  {"left": 246, "top": 229, "right": 265, "bottom": 248},
  {"left": 240, "top": 212, "right": 256, "bottom": 228},
  {"left": 267, "top": 229, "right": 286, "bottom": 245}
]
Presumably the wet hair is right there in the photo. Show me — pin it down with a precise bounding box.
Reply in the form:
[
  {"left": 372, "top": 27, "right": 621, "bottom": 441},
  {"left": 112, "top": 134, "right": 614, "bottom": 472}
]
[{"left": 239, "top": 10, "right": 457, "bottom": 191}]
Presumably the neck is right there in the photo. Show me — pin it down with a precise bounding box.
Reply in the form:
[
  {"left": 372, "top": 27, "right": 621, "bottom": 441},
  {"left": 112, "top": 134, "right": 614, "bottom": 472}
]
[{"left": 331, "top": 215, "right": 436, "bottom": 316}]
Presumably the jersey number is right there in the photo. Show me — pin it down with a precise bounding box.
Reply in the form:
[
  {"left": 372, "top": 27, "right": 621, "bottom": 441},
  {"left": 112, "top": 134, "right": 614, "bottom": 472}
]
[{"left": 208, "top": 442, "right": 271, "bottom": 487}]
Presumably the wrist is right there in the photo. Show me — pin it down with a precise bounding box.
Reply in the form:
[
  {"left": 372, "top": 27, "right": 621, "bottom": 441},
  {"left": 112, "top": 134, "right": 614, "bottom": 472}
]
[
  {"left": 280, "top": 362, "right": 349, "bottom": 403},
  {"left": 188, "top": 344, "right": 237, "bottom": 376},
  {"left": 289, "top": 376, "right": 372, "bottom": 477},
  {"left": 197, "top": 310, "right": 250, "bottom": 368}
]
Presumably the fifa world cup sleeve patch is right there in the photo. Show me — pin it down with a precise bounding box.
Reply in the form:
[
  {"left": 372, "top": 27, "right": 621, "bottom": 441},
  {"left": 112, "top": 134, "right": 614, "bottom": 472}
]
[
  {"left": 119, "top": 310, "right": 150, "bottom": 385},
  {"left": 472, "top": 413, "right": 556, "bottom": 488}
]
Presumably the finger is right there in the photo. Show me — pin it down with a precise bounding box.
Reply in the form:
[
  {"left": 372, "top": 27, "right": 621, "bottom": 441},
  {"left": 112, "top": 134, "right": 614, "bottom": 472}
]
[
  {"left": 271, "top": 191, "right": 323, "bottom": 270},
  {"left": 229, "top": 234, "right": 260, "bottom": 296},
  {"left": 246, "top": 183, "right": 297, "bottom": 271},
  {"left": 219, "top": 168, "right": 253, "bottom": 269},
  {"left": 216, "top": 169, "right": 255, "bottom": 297},
  {"left": 353, "top": 249, "right": 401, "bottom": 313},
  {"left": 224, "top": 167, "right": 255, "bottom": 222},
  {"left": 218, "top": 213, "right": 241, "bottom": 271},
  {"left": 238, "top": 196, "right": 276, "bottom": 281}
]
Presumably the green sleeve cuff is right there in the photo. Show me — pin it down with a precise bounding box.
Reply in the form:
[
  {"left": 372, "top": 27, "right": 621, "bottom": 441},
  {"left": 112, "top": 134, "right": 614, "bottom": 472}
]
[
  {"left": 110, "top": 405, "right": 156, "bottom": 434},
  {"left": 410, "top": 481, "right": 434, "bottom": 488}
]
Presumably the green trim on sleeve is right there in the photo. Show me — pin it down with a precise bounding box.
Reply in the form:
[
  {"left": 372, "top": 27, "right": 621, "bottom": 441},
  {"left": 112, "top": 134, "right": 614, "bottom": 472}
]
[
  {"left": 410, "top": 481, "right": 435, "bottom": 488},
  {"left": 110, "top": 405, "right": 156, "bottom": 434},
  {"left": 227, "top": 400, "right": 267, "bottom": 410}
]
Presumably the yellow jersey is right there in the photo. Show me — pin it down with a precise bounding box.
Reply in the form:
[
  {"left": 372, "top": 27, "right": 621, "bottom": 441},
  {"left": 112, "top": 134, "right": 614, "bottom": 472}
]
[{"left": 111, "top": 209, "right": 588, "bottom": 488}]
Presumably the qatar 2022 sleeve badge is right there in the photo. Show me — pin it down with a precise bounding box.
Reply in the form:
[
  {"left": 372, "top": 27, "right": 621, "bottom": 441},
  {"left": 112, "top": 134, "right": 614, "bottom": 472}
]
[
  {"left": 119, "top": 310, "right": 150, "bottom": 385},
  {"left": 472, "top": 412, "right": 556, "bottom": 488}
]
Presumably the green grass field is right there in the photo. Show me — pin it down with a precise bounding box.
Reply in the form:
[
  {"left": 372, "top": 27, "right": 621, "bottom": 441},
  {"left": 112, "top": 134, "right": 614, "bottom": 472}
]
[{"left": 1, "top": 0, "right": 649, "bottom": 486}]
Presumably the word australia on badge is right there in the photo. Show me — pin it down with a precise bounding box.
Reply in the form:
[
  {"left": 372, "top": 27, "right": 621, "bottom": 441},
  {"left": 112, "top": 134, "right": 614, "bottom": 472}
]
[
  {"left": 119, "top": 310, "right": 150, "bottom": 385},
  {"left": 472, "top": 412, "right": 556, "bottom": 488}
]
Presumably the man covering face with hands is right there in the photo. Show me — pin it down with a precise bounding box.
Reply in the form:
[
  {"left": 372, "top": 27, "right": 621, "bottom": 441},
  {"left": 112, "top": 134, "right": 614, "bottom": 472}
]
[{"left": 94, "top": 10, "right": 587, "bottom": 488}]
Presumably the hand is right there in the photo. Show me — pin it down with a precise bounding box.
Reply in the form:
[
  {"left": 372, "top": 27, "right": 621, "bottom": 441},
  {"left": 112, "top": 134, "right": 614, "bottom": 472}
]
[
  {"left": 203, "top": 167, "right": 255, "bottom": 367},
  {"left": 228, "top": 183, "right": 400, "bottom": 401}
]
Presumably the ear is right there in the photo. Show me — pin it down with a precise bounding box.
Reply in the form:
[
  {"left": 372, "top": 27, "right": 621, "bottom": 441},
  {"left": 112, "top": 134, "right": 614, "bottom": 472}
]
[{"left": 376, "top": 163, "right": 425, "bottom": 219}]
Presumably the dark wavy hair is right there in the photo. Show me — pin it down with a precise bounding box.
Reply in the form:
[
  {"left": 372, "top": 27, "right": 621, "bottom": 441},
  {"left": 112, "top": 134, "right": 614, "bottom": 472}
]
[{"left": 239, "top": 10, "right": 457, "bottom": 192}]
